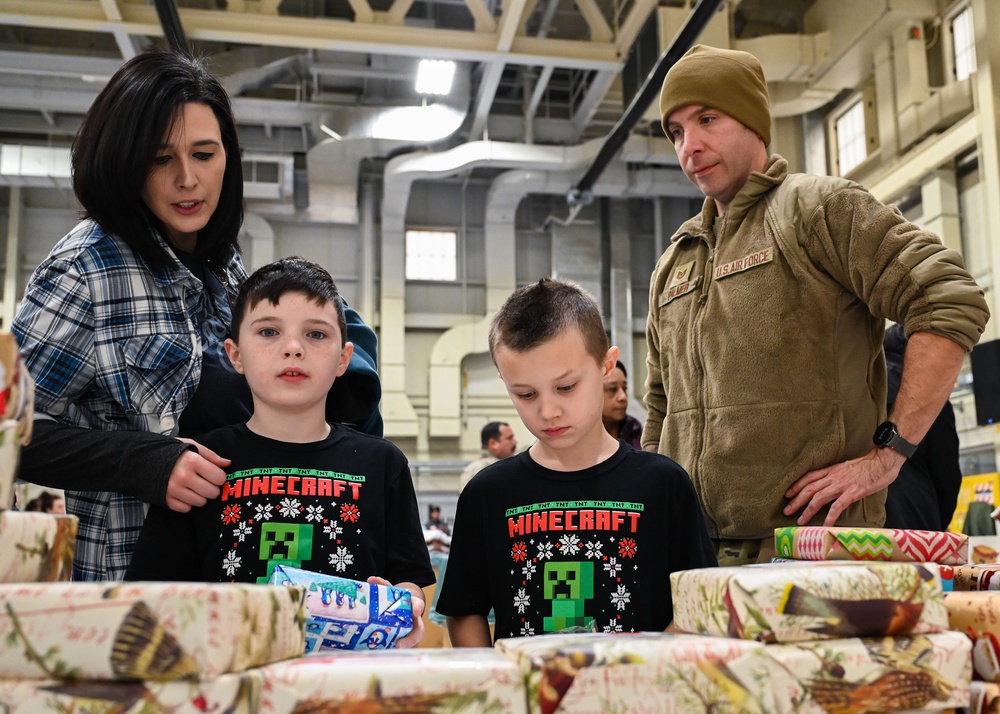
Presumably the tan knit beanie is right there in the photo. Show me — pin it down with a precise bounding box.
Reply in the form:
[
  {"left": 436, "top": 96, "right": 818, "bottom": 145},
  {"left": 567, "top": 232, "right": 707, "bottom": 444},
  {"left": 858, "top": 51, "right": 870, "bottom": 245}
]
[{"left": 659, "top": 44, "right": 771, "bottom": 146}]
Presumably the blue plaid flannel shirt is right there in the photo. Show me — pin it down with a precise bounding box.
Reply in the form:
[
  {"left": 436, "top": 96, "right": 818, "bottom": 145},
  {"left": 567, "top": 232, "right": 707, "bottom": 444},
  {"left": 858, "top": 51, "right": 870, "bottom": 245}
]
[{"left": 12, "top": 219, "right": 247, "bottom": 581}]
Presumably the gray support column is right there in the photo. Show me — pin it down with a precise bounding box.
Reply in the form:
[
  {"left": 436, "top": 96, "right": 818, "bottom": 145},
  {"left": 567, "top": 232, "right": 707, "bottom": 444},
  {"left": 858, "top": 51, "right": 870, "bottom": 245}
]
[{"left": 3, "top": 186, "right": 21, "bottom": 329}]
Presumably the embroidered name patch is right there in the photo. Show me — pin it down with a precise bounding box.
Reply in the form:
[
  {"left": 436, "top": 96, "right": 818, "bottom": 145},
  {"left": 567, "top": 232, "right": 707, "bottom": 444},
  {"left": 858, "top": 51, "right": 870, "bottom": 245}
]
[
  {"left": 713, "top": 248, "right": 774, "bottom": 280},
  {"left": 659, "top": 276, "right": 700, "bottom": 306}
]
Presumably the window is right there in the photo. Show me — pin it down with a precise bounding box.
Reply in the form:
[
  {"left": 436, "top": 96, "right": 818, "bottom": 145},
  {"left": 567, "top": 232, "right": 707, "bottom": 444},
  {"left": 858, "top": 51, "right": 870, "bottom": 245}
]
[
  {"left": 951, "top": 6, "right": 976, "bottom": 82},
  {"left": 835, "top": 100, "right": 866, "bottom": 175},
  {"left": 405, "top": 229, "right": 457, "bottom": 281}
]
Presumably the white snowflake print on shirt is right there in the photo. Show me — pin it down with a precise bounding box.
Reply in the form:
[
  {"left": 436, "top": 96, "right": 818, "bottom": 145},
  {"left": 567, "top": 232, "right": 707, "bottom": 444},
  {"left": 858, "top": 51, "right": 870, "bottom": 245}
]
[
  {"left": 305, "top": 504, "right": 324, "bottom": 522},
  {"left": 513, "top": 587, "right": 531, "bottom": 613},
  {"left": 521, "top": 560, "right": 537, "bottom": 581},
  {"left": 610, "top": 584, "right": 631, "bottom": 611},
  {"left": 323, "top": 521, "right": 343, "bottom": 539},
  {"left": 278, "top": 498, "right": 302, "bottom": 518},
  {"left": 519, "top": 622, "right": 536, "bottom": 637},
  {"left": 584, "top": 540, "right": 604, "bottom": 559},
  {"left": 601, "top": 618, "right": 624, "bottom": 633},
  {"left": 604, "top": 557, "right": 622, "bottom": 577},
  {"left": 222, "top": 550, "right": 241, "bottom": 577},
  {"left": 254, "top": 503, "right": 274, "bottom": 521},
  {"left": 233, "top": 521, "right": 253, "bottom": 542},
  {"left": 558, "top": 534, "right": 581, "bottom": 555},
  {"left": 329, "top": 546, "right": 354, "bottom": 572},
  {"left": 536, "top": 541, "right": 555, "bottom": 560}
]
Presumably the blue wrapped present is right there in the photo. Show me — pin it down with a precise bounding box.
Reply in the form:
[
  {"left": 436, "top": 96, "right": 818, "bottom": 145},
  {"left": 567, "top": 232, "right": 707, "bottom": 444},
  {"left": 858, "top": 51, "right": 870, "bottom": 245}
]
[{"left": 268, "top": 565, "right": 413, "bottom": 651}]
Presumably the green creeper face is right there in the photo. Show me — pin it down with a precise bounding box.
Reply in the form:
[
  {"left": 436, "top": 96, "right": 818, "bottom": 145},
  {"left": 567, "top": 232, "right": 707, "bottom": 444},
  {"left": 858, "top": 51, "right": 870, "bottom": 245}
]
[
  {"left": 544, "top": 561, "right": 594, "bottom": 600},
  {"left": 260, "top": 522, "right": 314, "bottom": 561}
]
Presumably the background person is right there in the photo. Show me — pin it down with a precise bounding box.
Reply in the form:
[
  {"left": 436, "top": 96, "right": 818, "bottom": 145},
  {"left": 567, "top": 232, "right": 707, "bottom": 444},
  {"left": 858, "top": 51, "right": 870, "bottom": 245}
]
[
  {"left": 645, "top": 45, "right": 989, "bottom": 565},
  {"left": 602, "top": 360, "right": 643, "bottom": 449},
  {"left": 457, "top": 421, "right": 517, "bottom": 492},
  {"left": 11, "top": 50, "right": 381, "bottom": 582},
  {"left": 882, "top": 323, "right": 962, "bottom": 532}
]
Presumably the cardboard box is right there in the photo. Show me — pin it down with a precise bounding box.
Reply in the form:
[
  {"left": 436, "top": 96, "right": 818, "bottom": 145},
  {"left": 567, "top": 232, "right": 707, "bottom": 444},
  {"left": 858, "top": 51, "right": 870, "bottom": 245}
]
[
  {"left": 774, "top": 526, "right": 968, "bottom": 564},
  {"left": 257, "top": 648, "right": 527, "bottom": 713},
  {"left": 0, "top": 582, "right": 305, "bottom": 680},
  {"left": 671, "top": 562, "right": 947, "bottom": 643},
  {"left": 268, "top": 564, "right": 412, "bottom": 651},
  {"left": 0, "top": 511, "right": 77, "bottom": 583}
]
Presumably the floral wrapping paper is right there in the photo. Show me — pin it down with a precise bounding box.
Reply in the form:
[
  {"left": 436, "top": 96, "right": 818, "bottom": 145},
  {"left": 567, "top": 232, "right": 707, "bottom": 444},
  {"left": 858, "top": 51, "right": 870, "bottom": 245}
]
[
  {"left": 0, "top": 582, "right": 306, "bottom": 680},
  {"left": 496, "top": 630, "right": 971, "bottom": 714},
  {"left": 0, "top": 670, "right": 262, "bottom": 713},
  {"left": 0, "top": 331, "right": 34, "bottom": 511},
  {"left": 0, "top": 511, "right": 77, "bottom": 583},
  {"left": 774, "top": 527, "right": 969, "bottom": 565},
  {"left": 944, "top": 592, "right": 1000, "bottom": 684},
  {"left": 671, "top": 562, "right": 948, "bottom": 643},
  {"left": 268, "top": 564, "right": 413, "bottom": 651},
  {"left": 255, "top": 648, "right": 528, "bottom": 713}
]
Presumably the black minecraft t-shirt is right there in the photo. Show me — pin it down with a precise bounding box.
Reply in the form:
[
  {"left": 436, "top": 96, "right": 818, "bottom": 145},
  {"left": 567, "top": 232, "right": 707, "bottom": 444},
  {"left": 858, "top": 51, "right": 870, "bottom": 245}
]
[
  {"left": 436, "top": 443, "right": 716, "bottom": 640},
  {"left": 125, "top": 423, "right": 434, "bottom": 588}
]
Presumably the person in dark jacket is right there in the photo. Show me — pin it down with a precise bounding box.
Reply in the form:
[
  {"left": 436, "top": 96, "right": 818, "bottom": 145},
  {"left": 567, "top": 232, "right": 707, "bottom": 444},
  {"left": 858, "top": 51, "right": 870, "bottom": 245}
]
[{"left": 882, "top": 323, "right": 962, "bottom": 531}]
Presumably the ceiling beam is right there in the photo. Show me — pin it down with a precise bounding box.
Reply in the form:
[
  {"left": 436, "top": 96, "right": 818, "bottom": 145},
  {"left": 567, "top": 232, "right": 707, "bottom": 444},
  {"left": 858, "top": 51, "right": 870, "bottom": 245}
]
[{"left": 0, "top": 0, "right": 621, "bottom": 71}]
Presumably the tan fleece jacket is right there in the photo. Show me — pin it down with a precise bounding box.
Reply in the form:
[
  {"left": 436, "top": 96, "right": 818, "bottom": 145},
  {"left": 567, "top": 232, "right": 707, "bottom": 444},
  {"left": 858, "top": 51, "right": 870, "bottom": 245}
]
[{"left": 644, "top": 156, "right": 989, "bottom": 540}]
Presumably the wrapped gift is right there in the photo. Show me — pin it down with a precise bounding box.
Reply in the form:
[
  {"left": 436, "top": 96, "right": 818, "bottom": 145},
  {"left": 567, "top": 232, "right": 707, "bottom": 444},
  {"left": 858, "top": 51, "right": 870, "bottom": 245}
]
[
  {"left": 0, "top": 511, "right": 77, "bottom": 583},
  {"left": 497, "top": 630, "right": 970, "bottom": 714},
  {"left": 943, "top": 564, "right": 1000, "bottom": 592},
  {"left": 774, "top": 526, "right": 968, "bottom": 564},
  {"left": 943, "top": 591, "right": 1000, "bottom": 683},
  {"left": 0, "top": 670, "right": 262, "bottom": 713},
  {"left": 0, "top": 582, "right": 305, "bottom": 680},
  {"left": 268, "top": 564, "right": 412, "bottom": 651},
  {"left": 0, "top": 331, "right": 34, "bottom": 511},
  {"left": 671, "top": 562, "right": 947, "bottom": 643},
  {"left": 257, "top": 648, "right": 527, "bottom": 713},
  {"left": 970, "top": 681, "right": 1000, "bottom": 714}
]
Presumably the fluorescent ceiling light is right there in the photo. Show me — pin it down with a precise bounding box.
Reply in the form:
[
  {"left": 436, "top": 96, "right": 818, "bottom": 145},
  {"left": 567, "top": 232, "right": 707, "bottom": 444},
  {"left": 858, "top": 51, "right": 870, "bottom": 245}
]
[
  {"left": 415, "top": 60, "right": 456, "bottom": 96},
  {"left": 371, "top": 104, "right": 465, "bottom": 142}
]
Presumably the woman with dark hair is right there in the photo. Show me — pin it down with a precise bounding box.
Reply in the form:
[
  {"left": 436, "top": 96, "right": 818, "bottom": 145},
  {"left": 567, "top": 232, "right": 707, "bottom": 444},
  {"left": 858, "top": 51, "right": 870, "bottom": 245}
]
[
  {"left": 11, "top": 50, "right": 382, "bottom": 582},
  {"left": 602, "top": 360, "right": 643, "bottom": 449}
]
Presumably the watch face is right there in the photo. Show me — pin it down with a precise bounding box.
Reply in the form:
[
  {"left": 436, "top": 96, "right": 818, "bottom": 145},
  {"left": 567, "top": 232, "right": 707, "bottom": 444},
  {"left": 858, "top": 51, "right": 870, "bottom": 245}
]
[{"left": 873, "top": 421, "right": 895, "bottom": 446}]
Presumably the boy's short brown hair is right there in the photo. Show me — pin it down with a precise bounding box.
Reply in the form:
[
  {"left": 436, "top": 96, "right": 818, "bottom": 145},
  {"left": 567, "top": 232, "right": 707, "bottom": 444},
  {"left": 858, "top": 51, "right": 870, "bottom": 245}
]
[{"left": 489, "top": 278, "right": 608, "bottom": 365}]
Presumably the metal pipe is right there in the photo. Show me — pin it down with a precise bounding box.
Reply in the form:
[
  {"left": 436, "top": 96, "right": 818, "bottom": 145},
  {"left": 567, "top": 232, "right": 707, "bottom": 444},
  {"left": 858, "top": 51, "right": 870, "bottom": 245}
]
[
  {"left": 566, "top": 0, "right": 723, "bottom": 207},
  {"left": 153, "top": 0, "right": 189, "bottom": 55}
]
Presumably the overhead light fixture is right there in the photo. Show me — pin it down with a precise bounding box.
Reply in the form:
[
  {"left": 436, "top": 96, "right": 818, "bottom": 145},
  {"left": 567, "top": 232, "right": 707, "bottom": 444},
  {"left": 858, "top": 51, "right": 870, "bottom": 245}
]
[
  {"left": 371, "top": 104, "right": 464, "bottom": 142},
  {"left": 319, "top": 124, "right": 343, "bottom": 140},
  {"left": 415, "top": 59, "right": 456, "bottom": 96}
]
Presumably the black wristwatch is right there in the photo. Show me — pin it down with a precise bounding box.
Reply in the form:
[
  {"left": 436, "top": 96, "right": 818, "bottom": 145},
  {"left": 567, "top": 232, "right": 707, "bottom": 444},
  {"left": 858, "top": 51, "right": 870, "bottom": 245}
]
[{"left": 873, "top": 420, "right": 918, "bottom": 459}]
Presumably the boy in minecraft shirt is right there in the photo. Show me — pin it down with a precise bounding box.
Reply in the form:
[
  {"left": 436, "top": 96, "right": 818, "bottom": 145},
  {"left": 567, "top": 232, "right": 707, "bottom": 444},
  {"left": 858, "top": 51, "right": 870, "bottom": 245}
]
[
  {"left": 437, "top": 278, "right": 715, "bottom": 645},
  {"left": 126, "top": 258, "right": 433, "bottom": 646}
]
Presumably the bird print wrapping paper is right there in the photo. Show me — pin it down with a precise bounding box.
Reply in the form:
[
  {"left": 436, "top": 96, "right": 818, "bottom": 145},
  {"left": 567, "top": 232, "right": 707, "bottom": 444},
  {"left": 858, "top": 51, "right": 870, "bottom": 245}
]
[
  {"left": 670, "top": 562, "right": 948, "bottom": 643},
  {"left": 774, "top": 526, "right": 969, "bottom": 565},
  {"left": 0, "top": 582, "right": 306, "bottom": 681},
  {"left": 0, "top": 511, "right": 77, "bottom": 583},
  {"left": 0, "top": 670, "right": 262, "bottom": 714},
  {"left": 253, "top": 648, "right": 529, "bottom": 713},
  {"left": 495, "top": 630, "right": 971, "bottom": 714}
]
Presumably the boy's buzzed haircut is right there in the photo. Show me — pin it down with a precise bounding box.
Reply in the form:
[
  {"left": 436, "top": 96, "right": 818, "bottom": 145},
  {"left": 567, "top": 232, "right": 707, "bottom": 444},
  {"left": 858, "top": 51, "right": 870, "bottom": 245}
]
[
  {"left": 230, "top": 257, "right": 347, "bottom": 343},
  {"left": 489, "top": 278, "right": 608, "bottom": 365}
]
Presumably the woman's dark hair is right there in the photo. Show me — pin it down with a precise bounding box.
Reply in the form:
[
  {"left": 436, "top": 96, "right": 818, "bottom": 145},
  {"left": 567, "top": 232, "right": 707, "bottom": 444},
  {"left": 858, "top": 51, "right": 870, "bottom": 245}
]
[
  {"left": 72, "top": 49, "right": 243, "bottom": 267},
  {"left": 614, "top": 360, "right": 627, "bottom": 378}
]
